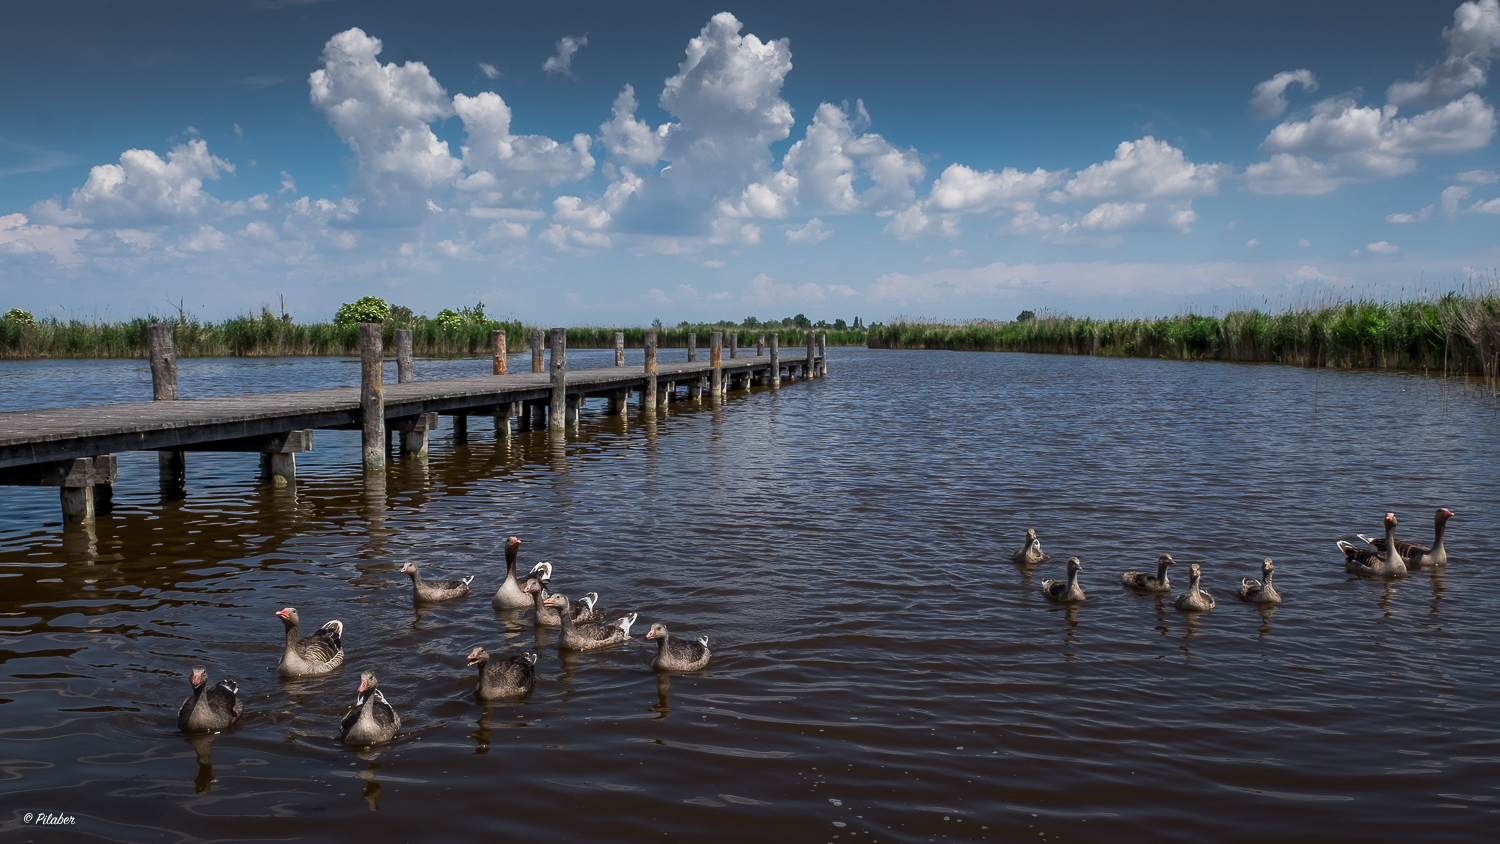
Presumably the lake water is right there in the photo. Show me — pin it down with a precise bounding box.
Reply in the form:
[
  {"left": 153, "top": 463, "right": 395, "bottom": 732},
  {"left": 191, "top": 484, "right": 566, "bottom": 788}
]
[{"left": 1, "top": 349, "right": 1497, "bottom": 842}]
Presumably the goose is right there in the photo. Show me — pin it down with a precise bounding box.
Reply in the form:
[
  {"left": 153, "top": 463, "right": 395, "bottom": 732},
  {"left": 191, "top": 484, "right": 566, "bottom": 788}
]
[
  {"left": 337, "top": 671, "right": 400, "bottom": 746},
  {"left": 1337, "top": 512, "right": 1407, "bottom": 577},
  {"left": 1358, "top": 507, "right": 1453, "bottom": 569},
  {"left": 491, "top": 536, "right": 533, "bottom": 609},
  {"left": 1235, "top": 558, "right": 1281, "bottom": 604},
  {"left": 274, "top": 607, "right": 345, "bottom": 677},
  {"left": 399, "top": 561, "right": 473, "bottom": 603},
  {"left": 177, "top": 665, "right": 243, "bottom": 734},
  {"left": 466, "top": 646, "right": 538, "bottom": 700},
  {"left": 1122, "top": 553, "right": 1176, "bottom": 593},
  {"left": 1173, "top": 563, "right": 1216, "bottom": 611},
  {"left": 543, "top": 593, "right": 635, "bottom": 651},
  {"left": 646, "top": 623, "right": 711, "bottom": 672},
  {"left": 522, "top": 575, "right": 601, "bottom": 626},
  {"left": 1042, "top": 557, "right": 1086, "bottom": 602},
  {"left": 1012, "top": 529, "right": 1049, "bottom": 565}
]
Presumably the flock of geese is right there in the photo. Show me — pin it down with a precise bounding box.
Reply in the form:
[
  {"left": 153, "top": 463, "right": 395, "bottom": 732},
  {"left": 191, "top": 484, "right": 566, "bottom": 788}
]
[
  {"left": 179, "top": 509, "right": 1456, "bottom": 743},
  {"left": 176, "top": 536, "right": 711, "bottom": 745},
  {"left": 1029, "top": 507, "right": 1455, "bottom": 610}
]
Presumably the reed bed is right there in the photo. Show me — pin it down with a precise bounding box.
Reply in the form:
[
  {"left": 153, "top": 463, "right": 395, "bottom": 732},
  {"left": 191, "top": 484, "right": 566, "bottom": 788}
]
[
  {"left": 866, "top": 287, "right": 1500, "bottom": 383},
  {"left": 0, "top": 311, "right": 867, "bottom": 359}
]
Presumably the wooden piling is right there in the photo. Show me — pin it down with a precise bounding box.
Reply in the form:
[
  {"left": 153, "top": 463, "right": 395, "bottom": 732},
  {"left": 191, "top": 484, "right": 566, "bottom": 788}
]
[
  {"left": 565, "top": 394, "right": 581, "bottom": 427},
  {"left": 710, "top": 331, "right": 723, "bottom": 398},
  {"left": 495, "top": 402, "right": 512, "bottom": 439},
  {"left": 149, "top": 324, "right": 185, "bottom": 494},
  {"left": 614, "top": 331, "right": 625, "bottom": 367},
  {"left": 392, "top": 329, "right": 412, "bottom": 383},
  {"left": 361, "top": 323, "right": 386, "bottom": 472},
  {"left": 531, "top": 329, "right": 545, "bottom": 373},
  {"left": 148, "top": 325, "right": 178, "bottom": 401},
  {"left": 757, "top": 333, "right": 765, "bottom": 356},
  {"left": 454, "top": 414, "right": 469, "bottom": 442},
  {"left": 819, "top": 333, "right": 828, "bottom": 375},
  {"left": 492, "top": 330, "right": 507, "bottom": 375},
  {"left": 729, "top": 332, "right": 738, "bottom": 359},
  {"left": 806, "top": 333, "right": 815, "bottom": 379},
  {"left": 770, "top": 333, "right": 780, "bottom": 387},
  {"left": 548, "top": 327, "right": 566, "bottom": 435},
  {"left": 644, "top": 329, "right": 658, "bottom": 410},
  {"left": 687, "top": 332, "right": 697, "bottom": 362}
]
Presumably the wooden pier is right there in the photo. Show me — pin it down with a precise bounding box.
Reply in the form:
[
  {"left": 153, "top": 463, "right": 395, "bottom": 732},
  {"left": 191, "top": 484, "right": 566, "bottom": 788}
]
[{"left": 0, "top": 326, "right": 829, "bottom": 526}]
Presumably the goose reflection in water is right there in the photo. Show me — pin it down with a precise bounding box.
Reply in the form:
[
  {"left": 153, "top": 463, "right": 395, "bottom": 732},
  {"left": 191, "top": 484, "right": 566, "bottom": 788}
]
[
  {"left": 651, "top": 672, "right": 674, "bottom": 719},
  {"left": 1255, "top": 603, "right": 1278, "bottom": 638},
  {"left": 354, "top": 752, "right": 382, "bottom": 811},
  {"left": 186, "top": 733, "right": 216, "bottom": 794},
  {"left": 470, "top": 706, "right": 533, "bottom": 755}
]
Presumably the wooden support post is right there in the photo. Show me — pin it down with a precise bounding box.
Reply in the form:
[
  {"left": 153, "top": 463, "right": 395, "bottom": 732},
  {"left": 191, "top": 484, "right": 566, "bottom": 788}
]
[
  {"left": 644, "top": 328, "right": 658, "bottom": 411},
  {"left": 608, "top": 389, "right": 628, "bottom": 416},
  {"left": 729, "top": 332, "right": 738, "bottom": 359},
  {"left": 149, "top": 323, "right": 186, "bottom": 492},
  {"left": 806, "top": 333, "right": 815, "bottom": 379},
  {"left": 687, "top": 332, "right": 697, "bottom": 362},
  {"left": 48, "top": 456, "right": 117, "bottom": 526},
  {"left": 819, "top": 333, "right": 828, "bottom": 376},
  {"left": 710, "top": 331, "right": 723, "bottom": 398},
  {"left": 566, "top": 394, "right": 581, "bottom": 427},
  {"left": 770, "top": 332, "right": 780, "bottom": 387},
  {"left": 394, "top": 413, "right": 438, "bottom": 457},
  {"left": 495, "top": 402, "right": 512, "bottom": 440},
  {"left": 396, "top": 329, "right": 414, "bottom": 383},
  {"left": 361, "top": 323, "right": 386, "bottom": 472},
  {"left": 614, "top": 331, "right": 625, "bottom": 367},
  {"left": 688, "top": 377, "right": 702, "bottom": 400},
  {"left": 757, "top": 333, "right": 766, "bottom": 356},
  {"left": 454, "top": 414, "right": 469, "bottom": 442},
  {"left": 548, "top": 327, "right": 566, "bottom": 435},
  {"left": 492, "top": 330, "right": 507, "bottom": 375},
  {"left": 531, "top": 401, "right": 546, "bottom": 428},
  {"left": 531, "top": 329, "right": 545, "bottom": 373}
]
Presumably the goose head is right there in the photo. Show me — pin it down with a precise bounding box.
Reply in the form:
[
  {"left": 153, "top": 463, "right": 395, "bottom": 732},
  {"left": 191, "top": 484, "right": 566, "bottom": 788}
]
[
  {"left": 1384, "top": 512, "right": 1398, "bottom": 528},
  {"left": 1261, "top": 558, "right": 1275, "bottom": 576},
  {"left": 1436, "top": 507, "right": 1455, "bottom": 523},
  {"left": 1158, "top": 553, "right": 1177, "bottom": 569},
  {"left": 399, "top": 562, "right": 418, "bottom": 576},
  {"left": 543, "top": 593, "right": 569, "bottom": 609},
  {"left": 189, "top": 665, "right": 208, "bottom": 691},
  {"left": 645, "top": 623, "right": 668, "bottom": 640},
  {"left": 275, "top": 607, "right": 300, "bottom": 627},
  {"left": 1187, "top": 562, "right": 1203, "bottom": 584},
  {"left": 466, "top": 646, "right": 489, "bottom": 667},
  {"left": 1066, "top": 556, "right": 1082, "bottom": 575}
]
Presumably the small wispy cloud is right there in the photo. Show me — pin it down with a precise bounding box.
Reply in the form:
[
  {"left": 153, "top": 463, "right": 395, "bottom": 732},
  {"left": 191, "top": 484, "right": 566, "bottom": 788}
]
[
  {"left": 478, "top": 62, "right": 500, "bottom": 80},
  {"left": 542, "top": 34, "right": 588, "bottom": 77},
  {"left": 242, "top": 74, "right": 290, "bottom": 89}
]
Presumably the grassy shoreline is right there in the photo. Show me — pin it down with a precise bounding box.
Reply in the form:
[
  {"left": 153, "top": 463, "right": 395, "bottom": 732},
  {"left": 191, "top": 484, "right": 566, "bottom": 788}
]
[
  {"left": 867, "top": 289, "right": 1500, "bottom": 381},
  {"left": 0, "top": 313, "right": 866, "bottom": 360}
]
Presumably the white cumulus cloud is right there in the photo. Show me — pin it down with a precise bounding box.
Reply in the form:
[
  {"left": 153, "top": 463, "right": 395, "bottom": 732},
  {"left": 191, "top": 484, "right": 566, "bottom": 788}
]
[
  {"left": 30, "top": 138, "right": 234, "bottom": 227},
  {"left": 1367, "top": 240, "right": 1400, "bottom": 253},
  {"left": 786, "top": 218, "right": 833, "bottom": 244},
  {"left": 1387, "top": 0, "right": 1500, "bottom": 108}
]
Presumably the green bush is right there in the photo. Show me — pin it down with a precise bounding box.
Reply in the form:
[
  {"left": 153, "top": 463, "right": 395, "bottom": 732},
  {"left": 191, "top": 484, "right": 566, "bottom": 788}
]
[
  {"left": 333, "top": 296, "right": 391, "bottom": 326},
  {"left": 434, "top": 309, "right": 465, "bottom": 331},
  {"left": 4, "top": 308, "right": 34, "bottom": 325}
]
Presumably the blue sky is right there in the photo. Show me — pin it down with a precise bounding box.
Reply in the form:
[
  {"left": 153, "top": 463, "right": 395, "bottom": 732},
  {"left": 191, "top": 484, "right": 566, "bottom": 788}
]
[{"left": 2, "top": 0, "right": 1497, "bottom": 325}]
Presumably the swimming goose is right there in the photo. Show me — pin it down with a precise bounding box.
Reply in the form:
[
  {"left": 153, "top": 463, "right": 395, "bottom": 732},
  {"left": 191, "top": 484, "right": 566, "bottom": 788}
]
[
  {"left": 522, "top": 575, "right": 601, "bottom": 626},
  {"left": 1012, "top": 529, "right": 1050, "bottom": 565},
  {"left": 466, "top": 646, "right": 538, "bottom": 700},
  {"left": 1174, "top": 563, "right": 1216, "bottom": 611},
  {"left": 1042, "top": 557, "right": 1086, "bottom": 602},
  {"left": 275, "top": 607, "right": 344, "bottom": 677},
  {"left": 491, "top": 536, "right": 533, "bottom": 609},
  {"left": 646, "top": 623, "right": 712, "bottom": 672},
  {"left": 399, "top": 561, "right": 473, "bottom": 603},
  {"left": 1234, "top": 558, "right": 1281, "bottom": 603},
  {"left": 338, "top": 671, "right": 400, "bottom": 746},
  {"left": 177, "top": 665, "right": 243, "bottom": 734},
  {"left": 544, "top": 593, "right": 634, "bottom": 651},
  {"left": 1358, "top": 507, "right": 1452, "bottom": 569},
  {"left": 1122, "top": 553, "right": 1176, "bottom": 593},
  {"left": 1338, "top": 512, "right": 1407, "bottom": 577}
]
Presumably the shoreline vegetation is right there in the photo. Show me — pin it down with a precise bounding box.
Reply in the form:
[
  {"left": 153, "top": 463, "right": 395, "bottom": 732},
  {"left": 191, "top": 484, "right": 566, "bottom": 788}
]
[
  {"left": 867, "top": 286, "right": 1500, "bottom": 383},
  {"left": 0, "top": 302, "right": 867, "bottom": 360},
  {"left": 2, "top": 288, "right": 1496, "bottom": 385}
]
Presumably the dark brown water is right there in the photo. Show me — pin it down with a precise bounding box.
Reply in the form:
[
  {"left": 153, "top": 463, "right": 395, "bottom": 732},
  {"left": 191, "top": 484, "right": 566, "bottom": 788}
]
[{"left": 1, "top": 349, "right": 1497, "bottom": 843}]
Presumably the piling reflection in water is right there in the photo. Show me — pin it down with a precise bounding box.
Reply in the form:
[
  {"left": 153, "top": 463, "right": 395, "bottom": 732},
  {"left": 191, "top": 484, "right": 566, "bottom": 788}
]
[{"left": 0, "top": 350, "right": 1497, "bottom": 840}]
